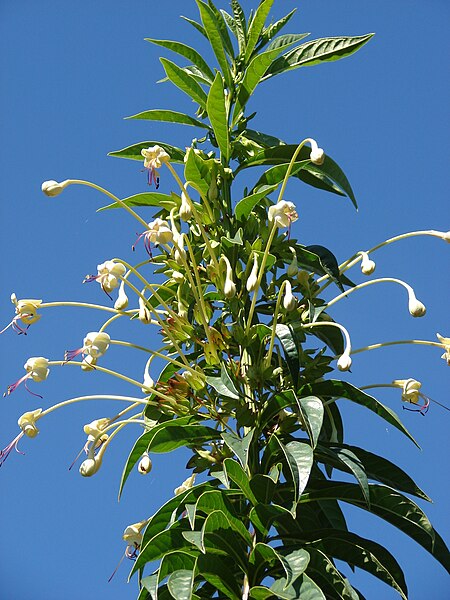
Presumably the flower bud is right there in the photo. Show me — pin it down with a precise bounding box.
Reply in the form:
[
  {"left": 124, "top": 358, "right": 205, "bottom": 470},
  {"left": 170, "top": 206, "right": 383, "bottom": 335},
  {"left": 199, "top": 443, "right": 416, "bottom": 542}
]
[
  {"left": 337, "top": 353, "right": 352, "bottom": 372},
  {"left": 174, "top": 474, "right": 196, "bottom": 496},
  {"left": 182, "top": 368, "right": 206, "bottom": 391},
  {"left": 114, "top": 281, "right": 129, "bottom": 310},
  {"left": 79, "top": 456, "right": 102, "bottom": 477},
  {"left": 221, "top": 256, "right": 236, "bottom": 299},
  {"left": 359, "top": 252, "right": 376, "bottom": 275},
  {"left": 138, "top": 297, "right": 152, "bottom": 324},
  {"left": 408, "top": 297, "right": 426, "bottom": 318},
  {"left": 142, "top": 359, "right": 154, "bottom": 393},
  {"left": 287, "top": 248, "right": 298, "bottom": 277},
  {"left": 283, "top": 280, "right": 296, "bottom": 311},
  {"left": 179, "top": 191, "right": 192, "bottom": 221},
  {"left": 246, "top": 254, "right": 259, "bottom": 292},
  {"left": 138, "top": 453, "right": 152, "bottom": 475},
  {"left": 308, "top": 138, "right": 325, "bottom": 165},
  {"left": 41, "top": 179, "right": 70, "bottom": 197}
]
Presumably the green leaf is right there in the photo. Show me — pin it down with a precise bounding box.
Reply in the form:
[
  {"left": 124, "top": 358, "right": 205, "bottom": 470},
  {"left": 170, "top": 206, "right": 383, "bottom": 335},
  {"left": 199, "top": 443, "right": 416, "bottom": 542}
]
[
  {"left": 230, "top": 0, "right": 247, "bottom": 53},
  {"left": 303, "top": 530, "right": 408, "bottom": 599},
  {"left": 302, "top": 380, "right": 419, "bottom": 448},
  {"left": 258, "top": 9, "right": 297, "bottom": 48},
  {"left": 303, "top": 154, "right": 357, "bottom": 209},
  {"left": 306, "top": 244, "right": 346, "bottom": 292},
  {"left": 244, "top": 129, "right": 286, "bottom": 147},
  {"left": 180, "top": 16, "right": 207, "bottom": 39},
  {"left": 146, "top": 38, "right": 215, "bottom": 82},
  {"left": 195, "top": 1, "right": 233, "bottom": 89},
  {"left": 160, "top": 57, "right": 208, "bottom": 108},
  {"left": 297, "top": 395, "right": 324, "bottom": 449},
  {"left": 249, "top": 503, "right": 296, "bottom": 538},
  {"left": 276, "top": 324, "right": 300, "bottom": 388},
  {"left": 264, "top": 34, "right": 374, "bottom": 79},
  {"left": 196, "top": 554, "right": 242, "bottom": 599},
  {"left": 206, "top": 364, "right": 240, "bottom": 400},
  {"left": 267, "top": 32, "right": 310, "bottom": 51},
  {"left": 207, "top": 73, "right": 230, "bottom": 160},
  {"left": 306, "top": 545, "right": 388, "bottom": 600},
  {"left": 132, "top": 527, "right": 198, "bottom": 577},
  {"left": 147, "top": 424, "right": 221, "bottom": 453},
  {"left": 232, "top": 46, "right": 284, "bottom": 125},
  {"left": 223, "top": 457, "right": 258, "bottom": 505},
  {"left": 245, "top": 0, "right": 275, "bottom": 62},
  {"left": 301, "top": 482, "right": 450, "bottom": 573},
  {"left": 254, "top": 160, "right": 309, "bottom": 188},
  {"left": 97, "top": 192, "right": 173, "bottom": 211},
  {"left": 195, "top": 489, "right": 252, "bottom": 544},
  {"left": 250, "top": 474, "right": 276, "bottom": 505},
  {"left": 222, "top": 429, "right": 254, "bottom": 470},
  {"left": 270, "top": 573, "right": 326, "bottom": 600},
  {"left": 234, "top": 184, "right": 278, "bottom": 219},
  {"left": 202, "top": 510, "right": 249, "bottom": 569},
  {"left": 279, "top": 548, "right": 311, "bottom": 588},
  {"left": 126, "top": 109, "right": 210, "bottom": 129},
  {"left": 249, "top": 586, "right": 277, "bottom": 600},
  {"left": 108, "top": 141, "right": 185, "bottom": 162},
  {"left": 320, "top": 442, "right": 431, "bottom": 501},
  {"left": 183, "top": 148, "right": 213, "bottom": 197},
  {"left": 167, "top": 568, "right": 196, "bottom": 600},
  {"left": 273, "top": 437, "right": 313, "bottom": 510}
]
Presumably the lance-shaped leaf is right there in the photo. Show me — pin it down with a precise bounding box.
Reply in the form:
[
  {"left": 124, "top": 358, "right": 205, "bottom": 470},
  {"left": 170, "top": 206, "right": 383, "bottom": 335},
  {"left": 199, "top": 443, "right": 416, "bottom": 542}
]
[
  {"left": 184, "top": 148, "right": 213, "bottom": 197},
  {"left": 109, "top": 140, "right": 185, "bottom": 162},
  {"left": 194, "top": 489, "right": 252, "bottom": 544},
  {"left": 167, "top": 568, "right": 196, "bottom": 600},
  {"left": 264, "top": 34, "right": 374, "bottom": 79},
  {"left": 98, "top": 191, "right": 173, "bottom": 211},
  {"left": 206, "top": 363, "right": 240, "bottom": 399},
  {"left": 160, "top": 57, "right": 208, "bottom": 108},
  {"left": 197, "top": 554, "right": 242, "bottom": 599},
  {"left": 234, "top": 184, "right": 278, "bottom": 219},
  {"left": 301, "top": 380, "right": 419, "bottom": 447},
  {"left": 276, "top": 323, "right": 300, "bottom": 388},
  {"left": 223, "top": 457, "right": 258, "bottom": 505},
  {"left": 244, "top": 0, "right": 275, "bottom": 62},
  {"left": 300, "top": 482, "right": 450, "bottom": 573},
  {"left": 296, "top": 395, "right": 324, "bottom": 449},
  {"left": 306, "top": 244, "right": 346, "bottom": 292},
  {"left": 146, "top": 38, "right": 215, "bottom": 82},
  {"left": 257, "top": 8, "right": 296, "bottom": 50},
  {"left": 318, "top": 442, "right": 431, "bottom": 501},
  {"left": 250, "top": 503, "right": 295, "bottom": 538},
  {"left": 126, "top": 109, "right": 211, "bottom": 129},
  {"left": 207, "top": 73, "right": 230, "bottom": 161},
  {"left": 196, "top": 1, "right": 233, "bottom": 89},
  {"left": 267, "top": 32, "right": 310, "bottom": 52},
  {"left": 272, "top": 437, "right": 313, "bottom": 511},
  {"left": 230, "top": 0, "right": 247, "bottom": 53},
  {"left": 306, "top": 547, "right": 359, "bottom": 600},
  {"left": 181, "top": 15, "right": 207, "bottom": 39},
  {"left": 302, "top": 530, "right": 408, "bottom": 599},
  {"left": 202, "top": 510, "right": 250, "bottom": 570},
  {"left": 222, "top": 429, "right": 254, "bottom": 469}
]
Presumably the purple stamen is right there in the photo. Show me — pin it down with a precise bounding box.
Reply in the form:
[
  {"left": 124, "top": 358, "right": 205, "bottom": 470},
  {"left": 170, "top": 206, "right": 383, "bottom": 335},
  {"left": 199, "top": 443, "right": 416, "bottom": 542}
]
[
  {"left": 64, "top": 348, "right": 84, "bottom": 363},
  {"left": 0, "top": 432, "right": 25, "bottom": 468},
  {"left": 132, "top": 231, "right": 153, "bottom": 257},
  {"left": 403, "top": 394, "right": 430, "bottom": 416},
  {"left": 4, "top": 374, "right": 29, "bottom": 397},
  {"left": 83, "top": 274, "right": 99, "bottom": 284}
]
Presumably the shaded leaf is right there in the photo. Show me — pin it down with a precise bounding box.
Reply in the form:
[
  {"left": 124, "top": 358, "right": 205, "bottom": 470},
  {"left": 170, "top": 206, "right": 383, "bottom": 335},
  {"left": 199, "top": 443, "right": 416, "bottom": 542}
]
[
  {"left": 222, "top": 429, "right": 254, "bottom": 469},
  {"left": 206, "top": 363, "right": 240, "bottom": 399},
  {"left": 223, "top": 457, "right": 258, "bottom": 505},
  {"left": 197, "top": 554, "right": 242, "bottom": 599},
  {"left": 276, "top": 323, "right": 300, "bottom": 388},
  {"left": 167, "top": 568, "right": 196, "bottom": 600},
  {"left": 296, "top": 395, "right": 324, "bottom": 449},
  {"left": 270, "top": 573, "right": 326, "bottom": 600}
]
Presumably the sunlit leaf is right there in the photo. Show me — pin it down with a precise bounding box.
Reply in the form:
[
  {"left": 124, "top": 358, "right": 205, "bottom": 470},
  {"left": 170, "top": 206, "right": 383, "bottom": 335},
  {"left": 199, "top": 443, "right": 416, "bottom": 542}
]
[
  {"left": 160, "top": 57, "right": 208, "bottom": 108},
  {"left": 126, "top": 109, "right": 211, "bottom": 129},
  {"left": 146, "top": 38, "right": 215, "bottom": 81}
]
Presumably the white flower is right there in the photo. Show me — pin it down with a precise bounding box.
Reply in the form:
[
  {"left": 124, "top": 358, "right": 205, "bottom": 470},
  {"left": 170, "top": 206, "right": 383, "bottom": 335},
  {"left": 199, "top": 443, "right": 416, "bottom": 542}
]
[
  {"left": 24, "top": 357, "right": 50, "bottom": 382},
  {"left": 283, "top": 280, "right": 296, "bottom": 311},
  {"left": 138, "top": 453, "right": 152, "bottom": 475},
  {"left": 359, "top": 251, "right": 376, "bottom": 275},
  {"left": 287, "top": 248, "right": 298, "bottom": 277},
  {"left": 83, "top": 418, "right": 110, "bottom": 439},
  {"left": 174, "top": 474, "right": 196, "bottom": 496},
  {"left": 246, "top": 253, "right": 259, "bottom": 292},
  {"left": 83, "top": 332, "right": 110, "bottom": 357},
  {"left": 114, "top": 281, "right": 129, "bottom": 310},
  {"left": 174, "top": 233, "right": 187, "bottom": 265},
  {"left": 123, "top": 520, "right": 147, "bottom": 548},
  {"left": 307, "top": 138, "right": 325, "bottom": 165},
  {"left": 408, "top": 296, "right": 426, "bottom": 318},
  {"left": 141, "top": 145, "right": 170, "bottom": 188},
  {"left": 392, "top": 378, "right": 422, "bottom": 404},
  {"left": 146, "top": 218, "right": 173, "bottom": 245},
  {"left": 268, "top": 200, "right": 298, "bottom": 228},
  {"left": 94, "top": 261, "right": 126, "bottom": 293},
  {"left": 436, "top": 333, "right": 450, "bottom": 365},
  {"left": 18, "top": 408, "right": 43, "bottom": 438},
  {"left": 179, "top": 191, "right": 192, "bottom": 221},
  {"left": 337, "top": 353, "right": 352, "bottom": 371},
  {"left": 142, "top": 358, "right": 155, "bottom": 392},
  {"left": 41, "top": 179, "right": 70, "bottom": 197},
  {"left": 11, "top": 293, "right": 42, "bottom": 325}
]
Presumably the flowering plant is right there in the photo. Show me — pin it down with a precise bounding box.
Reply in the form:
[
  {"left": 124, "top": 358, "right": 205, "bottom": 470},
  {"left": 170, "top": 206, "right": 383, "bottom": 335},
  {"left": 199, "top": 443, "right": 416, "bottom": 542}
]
[{"left": 2, "top": 1, "right": 449, "bottom": 598}]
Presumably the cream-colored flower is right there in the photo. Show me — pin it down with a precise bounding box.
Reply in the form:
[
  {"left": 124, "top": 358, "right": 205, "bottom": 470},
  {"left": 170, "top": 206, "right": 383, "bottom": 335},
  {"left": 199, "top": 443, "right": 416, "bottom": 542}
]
[
  {"left": 174, "top": 474, "right": 196, "bottom": 496},
  {"left": 287, "top": 248, "right": 299, "bottom": 277},
  {"left": 308, "top": 138, "right": 325, "bottom": 165},
  {"left": 79, "top": 455, "right": 102, "bottom": 477},
  {"left": 123, "top": 520, "right": 147, "bottom": 548},
  {"left": 18, "top": 408, "right": 43, "bottom": 438},
  {"left": 114, "top": 281, "right": 129, "bottom": 310},
  {"left": 141, "top": 145, "right": 170, "bottom": 169},
  {"left": 83, "top": 332, "right": 110, "bottom": 358},
  {"left": 94, "top": 260, "right": 126, "bottom": 294},
  {"left": 268, "top": 200, "right": 298, "bottom": 228},
  {"left": 146, "top": 218, "right": 173, "bottom": 245},
  {"left": 246, "top": 253, "right": 259, "bottom": 292},
  {"left": 436, "top": 333, "right": 450, "bottom": 365},
  {"left": 83, "top": 418, "right": 110, "bottom": 439},
  {"left": 24, "top": 357, "right": 50, "bottom": 382},
  {"left": 179, "top": 191, "right": 192, "bottom": 221},
  {"left": 142, "top": 358, "right": 155, "bottom": 392},
  {"left": 138, "top": 453, "right": 152, "bottom": 475},
  {"left": 392, "top": 378, "right": 422, "bottom": 404},
  {"left": 337, "top": 353, "right": 352, "bottom": 372},
  {"left": 11, "top": 293, "right": 42, "bottom": 325},
  {"left": 138, "top": 297, "right": 153, "bottom": 324},
  {"left": 221, "top": 256, "right": 236, "bottom": 299}
]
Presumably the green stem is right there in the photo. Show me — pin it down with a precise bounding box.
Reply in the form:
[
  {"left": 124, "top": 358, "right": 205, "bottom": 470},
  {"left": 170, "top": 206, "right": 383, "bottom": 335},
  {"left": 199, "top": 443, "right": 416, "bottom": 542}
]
[{"left": 350, "top": 339, "right": 444, "bottom": 356}]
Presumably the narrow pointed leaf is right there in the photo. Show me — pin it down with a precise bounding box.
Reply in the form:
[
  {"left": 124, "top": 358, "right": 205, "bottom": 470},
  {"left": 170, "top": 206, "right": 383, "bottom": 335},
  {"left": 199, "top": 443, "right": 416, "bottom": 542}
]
[
  {"left": 296, "top": 395, "right": 324, "bottom": 449},
  {"left": 318, "top": 446, "right": 371, "bottom": 508},
  {"left": 206, "top": 363, "right": 240, "bottom": 399},
  {"left": 234, "top": 184, "right": 278, "bottom": 219},
  {"left": 195, "top": 489, "right": 252, "bottom": 544},
  {"left": 132, "top": 524, "right": 197, "bottom": 575},
  {"left": 167, "top": 568, "right": 195, "bottom": 600},
  {"left": 276, "top": 323, "right": 300, "bottom": 388},
  {"left": 197, "top": 554, "right": 242, "bottom": 599},
  {"left": 181, "top": 15, "right": 207, "bottom": 39},
  {"left": 302, "top": 380, "right": 419, "bottom": 447},
  {"left": 108, "top": 141, "right": 185, "bottom": 162},
  {"left": 273, "top": 436, "right": 313, "bottom": 509},
  {"left": 147, "top": 38, "right": 215, "bottom": 82},
  {"left": 196, "top": 1, "right": 233, "bottom": 89},
  {"left": 245, "top": 0, "right": 275, "bottom": 62},
  {"left": 160, "top": 57, "right": 208, "bottom": 108},
  {"left": 97, "top": 191, "right": 173, "bottom": 211},
  {"left": 223, "top": 458, "right": 258, "bottom": 505},
  {"left": 259, "top": 9, "right": 297, "bottom": 48},
  {"left": 267, "top": 32, "right": 310, "bottom": 51},
  {"left": 264, "top": 34, "right": 374, "bottom": 79},
  {"left": 207, "top": 73, "right": 230, "bottom": 160},
  {"left": 126, "top": 109, "right": 211, "bottom": 129},
  {"left": 222, "top": 429, "right": 254, "bottom": 469}
]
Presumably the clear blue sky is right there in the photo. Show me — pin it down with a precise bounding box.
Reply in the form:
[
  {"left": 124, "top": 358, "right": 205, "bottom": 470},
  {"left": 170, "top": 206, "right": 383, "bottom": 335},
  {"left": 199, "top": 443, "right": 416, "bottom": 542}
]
[{"left": 0, "top": 1, "right": 449, "bottom": 599}]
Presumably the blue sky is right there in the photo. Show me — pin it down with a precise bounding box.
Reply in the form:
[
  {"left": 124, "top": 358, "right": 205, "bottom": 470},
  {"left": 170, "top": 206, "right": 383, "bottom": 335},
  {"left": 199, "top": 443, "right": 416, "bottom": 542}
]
[{"left": 0, "top": 1, "right": 449, "bottom": 599}]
